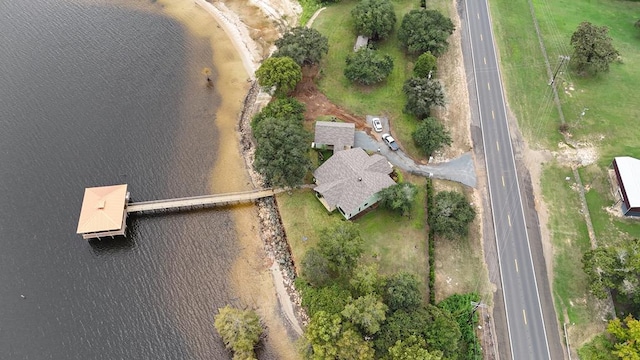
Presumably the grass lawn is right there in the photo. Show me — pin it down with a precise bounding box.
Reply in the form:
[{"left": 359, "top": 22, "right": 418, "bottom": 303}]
[
  {"left": 311, "top": 0, "right": 458, "bottom": 158},
  {"left": 490, "top": 0, "right": 640, "bottom": 351},
  {"left": 276, "top": 180, "right": 429, "bottom": 290}
]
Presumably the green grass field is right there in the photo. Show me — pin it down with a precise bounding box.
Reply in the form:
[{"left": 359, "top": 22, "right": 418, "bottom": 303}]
[
  {"left": 490, "top": 0, "right": 640, "bottom": 351},
  {"left": 276, "top": 184, "right": 428, "bottom": 288}
]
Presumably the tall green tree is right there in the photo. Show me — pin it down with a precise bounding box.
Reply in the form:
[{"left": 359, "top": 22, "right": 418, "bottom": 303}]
[
  {"left": 398, "top": 9, "right": 455, "bottom": 56},
  {"left": 255, "top": 56, "right": 302, "bottom": 97},
  {"left": 570, "top": 21, "right": 619, "bottom": 75},
  {"left": 388, "top": 335, "right": 443, "bottom": 360},
  {"left": 214, "top": 306, "right": 263, "bottom": 360},
  {"left": 336, "top": 329, "right": 375, "bottom": 360},
  {"left": 305, "top": 311, "right": 343, "bottom": 359},
  {"left": 413, "top": 51, "right": 437, "bottom": 78},
  {"left": 351, "top": 0, "right": 397, "bottom": 40},
  {"left": 430, "top": 190, "right": 476, "bottom": 239},
  {"left": 299, "top": 282, "right": 352, "bottom": 317},
  {"left": 344, "top": 48, "right": 394, "bottom": 85},
  {"left": 384, "top": 272, "right": 423, "bottom": 312},
  {"left": 378, "top": 182, "right": 418, "bottom": 216},
  {"left": 273, "top": 27, "right": 329, "bottom": 66},
  {"left": 253, "top": 116, "right": 311, "bottom": 188},
  {"left": 318, "top": 222, "right": 364, "bottom": 276},
  {"left": 350, "top": 263, "right": 385, "bottom": 297},
  {"left": 251, "top": 97, "right": 305, "bottom": 130},
  {"left": 412, "top": 117, "right": 452, "bottom": 156},
  {"left": 341, "top": 294, "right": 388, "bottom": 335},
  {"left": 301, "top": 248, "right": 331, "bottom": 287},
  {"left": 608, "top": 315, "right": 640, "bottom": 360},
  {"left": 403, "top": 77, "right": 445, "bottom": 119}
]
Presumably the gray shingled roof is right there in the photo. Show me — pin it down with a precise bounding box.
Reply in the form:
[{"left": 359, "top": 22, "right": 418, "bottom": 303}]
[
  {"left": 314, "top": 121, "right": 355, "bottom": 151},
  {"left": 314, "top": 148, "right": 395, "bottom": 215}
]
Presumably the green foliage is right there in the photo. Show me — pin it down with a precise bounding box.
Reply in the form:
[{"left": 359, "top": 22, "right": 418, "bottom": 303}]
[
  {"left": 378, "top": 182, "right": 419, "bottom": 216},
  {"left": 608, "top": 315, "right": 640, "bottom": 359},
  {"left": 302, "top": 247, "right": 331, "bottom": 286},
  {"left": 273, "top": 27, "right": 329, "bottom": 66},
  {"left": 335, "top": 329, "right": 376, "bottom": 359},
  {"left": 582, "top": 238, "right": 640, "bottom": 308},
  {"left": 384, "top": 272, "right": 423, "bottom": 312},
  {"left": 426, "top": 179, "right": 436, "bottom": 305},
  {"left": 351, "top": 0, "right": 397, "bottom": 40},
  {"left": 402, "top": 77, "right": 445, "bottom": 119},
  {"left": 578, "top": 334, "right": 617, "bottom": 360},
  {"left": 421, "top": 305, "right": 462, "bottom": 359},
  {"left": 350, "top": 262, "right": 385, "bottom": 297},
  {"left": 341, "top": 294, "right": 388, "bottom": 335},
  {"left": 570, "top": 21, "right": 619, "bottom": 75},
  {"left": 411, "top": 117, "right": 452, "bottom": 156},
  {"left": 299, "top": 282, "right": 352, "bottom": 316},
  {"left": 299, "top": 0, "right": 322, "bottom": 26},
  {"left": 251, "top": 97, "right": 305, "bottom": 131},
  {"left": 318, "top": 222, "right": 364, "bottom": 276},
  {"left": 388, "top": 335, "right": 443, "bottom": 360},
  {"left": 398, "top": 9, "right": 455, "bottom": 56},
  {"left": 439, "top": 293, "right": 482, "bottom": 360},
  {"left": 253, "top": 116, "right": 311, "bottom": 188},
  {"left": 413, "top": 52, "right": 437, "bottom": 78},
  {"left": 430, "top": 190, "right": 476, "bottom": 239},
  {"left": 305, "top": 311, "right": 343, "bottom": 359},
  {"left": 214, "top": 306, "right": 263, "bottom": 360},
  {"left": 344, "top": 48, "right": 395, "bottom": 85},
  {"left": 255, "top": 56, "right": 302, "bottom": 97}
]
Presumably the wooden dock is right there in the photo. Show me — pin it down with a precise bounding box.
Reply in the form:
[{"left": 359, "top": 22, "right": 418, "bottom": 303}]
[{"left": 126, "top": 188, "right": 283, "bottom": 213}]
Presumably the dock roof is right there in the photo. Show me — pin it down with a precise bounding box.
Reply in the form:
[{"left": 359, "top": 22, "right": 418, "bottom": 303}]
[{"left": 76, "top": 184, "right": 128, "bottom": 235}]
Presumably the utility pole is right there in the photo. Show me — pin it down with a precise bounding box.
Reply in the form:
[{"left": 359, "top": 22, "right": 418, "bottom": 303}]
[
  {"left": 548, "top": 55, "right": 570, "bottom": 86},
  {"left": 470, "top": 300, "right": 488, "bottom": 360}
]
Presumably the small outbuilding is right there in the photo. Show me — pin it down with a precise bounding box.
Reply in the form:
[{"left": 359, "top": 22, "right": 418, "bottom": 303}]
[
  {"left": 612, "top": 156, "right": 640, "bottom": 216},
  {"left": 313, "top": 147, "right": 396, "bottom": 219},
  {"left": 312, "top": 121, "right": 355, "bottom": 153},
  {"left": 354, "top": 35, "right": 369, "bottom": 52}
]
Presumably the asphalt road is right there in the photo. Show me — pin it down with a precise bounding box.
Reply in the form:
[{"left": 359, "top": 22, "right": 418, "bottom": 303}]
[{"left": 464, "top": 0, "right": 552, "bottom": 358}]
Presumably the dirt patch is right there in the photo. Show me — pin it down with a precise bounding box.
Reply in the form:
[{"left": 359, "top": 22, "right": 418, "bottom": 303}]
[{"left": 553, "top": 141, "right": 599, "bottom": 168}]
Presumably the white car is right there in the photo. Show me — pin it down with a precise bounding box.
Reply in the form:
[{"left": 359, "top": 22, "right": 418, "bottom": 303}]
[
  {"left": 372, "top": 118, "right": 383, "bottom": 132},
  {"left": 382, "top": 133, "right": 399, "bottom": 151}
]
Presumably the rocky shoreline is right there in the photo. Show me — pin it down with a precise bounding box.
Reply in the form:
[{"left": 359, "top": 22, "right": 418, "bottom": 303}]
[{"left": 237, "top": 81, "right": 309, "bottom": 334}]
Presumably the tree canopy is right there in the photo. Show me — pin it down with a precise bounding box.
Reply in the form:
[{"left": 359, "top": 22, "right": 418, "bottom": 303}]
[
  {"left": 304, "top": 311, "right": 375, "bottom": 360},
  {"left": 318, "top": 222, "right": 364, "bottom": 276},
  {"left": 412, "top": 117, "right": 452, "bottom": 156},
  {"left": 413, "top": 52, "right": 437, "bottom": 78},
  {"left": 351, "top": 0, "right": 397, "bottom": 40},
  {"left": 430, "top": 190, "right": 476, "bottom": 239},
  {"left": 251, "top": 97, "right": 305, "bottom": 130},
  {"left": 377, "top": 182, "right": 418, "bottom": 216},
  {"left": 255, "top": 56, "right": 302, "bottom": 97},
  {"left": 388, "top": 335, "right": 443, "bottom": 360},
  {"left": 253, "top": 116, "right": 311, "bottom": 188},
  {"left": 301, "top": 247, "right": 331, "bottom": 287},
  {"left": 403, "top": 77, "right": 445, "bottom": 119},
  {"left": 398, "top": 9, "right": 455, "bottom": 56},
  {"left": 384, "top": 272, "right": 424, "bottom": 312},
  {"left": 350, "top": 263, "right": 385, "bottom": 297},
  {"left": 342, "top": 294, "right": 388, "bottom": 335},
  {"left": 344, "top": 48, "right": 394, "bottom": 85},
  {"left": 214, "top": 306, "right": 263, "bottom": 360},
  {"left": 273, "top": 27, "right": 329, "bottom": 66},
  {"left": 608, "top": 315, "right": 640, "bottom": 360},
  {"left": 570, "top": 21, "right": 619, "bottom": 75}
]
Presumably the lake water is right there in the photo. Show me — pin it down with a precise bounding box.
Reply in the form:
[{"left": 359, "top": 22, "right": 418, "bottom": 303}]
[{"left": 0, "top": 0, "right": 280, "bottom": 358}]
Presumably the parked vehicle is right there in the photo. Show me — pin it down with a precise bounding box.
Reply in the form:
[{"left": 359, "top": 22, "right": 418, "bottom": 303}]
[
  {"left": 382, "top": 133, "right": 399, "bottom": 151},
  {"left": 372, "top": 117, "right": 383, "bottom": 132}
]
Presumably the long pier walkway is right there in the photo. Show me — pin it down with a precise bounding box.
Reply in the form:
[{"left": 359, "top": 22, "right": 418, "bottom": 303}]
[{"left": 126, "top": 188, "right": 283, "bottom": 213}]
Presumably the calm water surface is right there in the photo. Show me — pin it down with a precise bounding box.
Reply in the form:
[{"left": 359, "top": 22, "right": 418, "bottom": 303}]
[{"left": 0, "top": 1, "right": 274, "bottom": 358}]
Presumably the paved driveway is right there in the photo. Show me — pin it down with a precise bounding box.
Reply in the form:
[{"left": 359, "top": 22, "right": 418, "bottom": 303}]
[{"left": 354, "top": 131, "right": 476, "bottom": 187}]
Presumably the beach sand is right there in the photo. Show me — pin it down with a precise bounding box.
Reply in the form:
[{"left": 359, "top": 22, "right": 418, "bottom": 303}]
[{"left": 156, "top": 0, "right": 299, "bottom": 358}]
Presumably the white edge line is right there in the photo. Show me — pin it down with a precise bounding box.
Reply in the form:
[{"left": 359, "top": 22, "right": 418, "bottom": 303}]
[
  {"left": 463, "top": 0, "right": 516, "bottom": 358},
  {"left": 481, "top": 0, "right": 553, "bottom": 358}
]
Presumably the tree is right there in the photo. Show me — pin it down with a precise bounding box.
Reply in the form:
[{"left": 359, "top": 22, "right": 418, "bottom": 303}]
[
  {"left": 421, "top": 305, "right": 462, "bottom": 359},
  {"left": 350, "top": 262, "right": 385, "bottom": 297},
  {"left": 398, "top": 9, "right": 455, "bottom": 56},
  {"left": 305, "top": 311, "right": 343, "bottom": 359},
  {"left": 344, "top": 48, "right": 394, "bottom": 85},
  {"left": 273, "top": 27, "right": 329, "bottom": 66},
  {"left": 301, "top": 248, "right": 331, "bottom": 287},
  {"left": 351, "top": 0, "right": 397, "bottom": 40},
  {"left": 299, "top": 282, "right": 352, "bottom": 316},
  {"left": 214, "top": 306, "right": 263, "bottom": 360},
  {"left": 341, "top": 294, "right": 388, "bottom": 335},
  {"left": 608, "top": 315, "right": 640, "bottom": 360},
  {"left": 413, "top": 52, "right": 437, "bottom": 78},
  {"left": 384, "top": 272, "right": 423, "bottom": 312},
  {"left": 253, "top": 116, "right": 311, "bottom": 188},
  {"left": 251, "top": 97, "right": 305, "bottom": 130},
  {"left": 430, "top": 190, "right": 476, "bottom": 239},
  {"left": 255, "top": 56, "right": 302, "bottom": 97},
  {"left": 378, "top": 182, "right": 419, "bottom": 216},
  {"left": 570, "top": 21, "right": 619, "bottom": 75},
  {"left": 318, "top": 222, "right": 364, "bottom": 276},
  {"left": 412, "top": 117, "right": 452, "bottom": 156},
  {"left": 388, "top": 335, "right": 443, "bottom": 360},
  {"left": 403, "top": 77, "right": 445, "bottom": 119},
  {"left": 336, "top": 329, "right": 375, "bottom": 360}
]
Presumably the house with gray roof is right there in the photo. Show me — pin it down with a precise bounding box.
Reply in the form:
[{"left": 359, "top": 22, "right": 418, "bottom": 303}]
[
  {"left": 313, "top": 121, "right": 355, "bottom": 153},
  {"left": 313, "top": 147, "right": 396, "bottom": 219}
]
